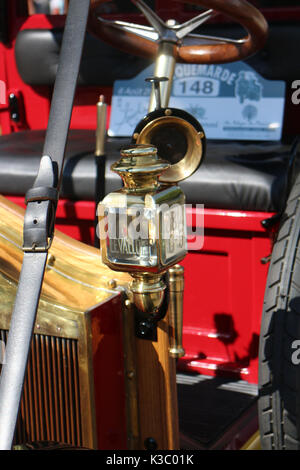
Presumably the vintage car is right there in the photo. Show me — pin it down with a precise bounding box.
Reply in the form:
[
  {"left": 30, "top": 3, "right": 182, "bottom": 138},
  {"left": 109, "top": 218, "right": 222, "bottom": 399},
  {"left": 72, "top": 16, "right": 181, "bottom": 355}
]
[{"left": 0, "top": 0, "right": 299, "bottom": 452}]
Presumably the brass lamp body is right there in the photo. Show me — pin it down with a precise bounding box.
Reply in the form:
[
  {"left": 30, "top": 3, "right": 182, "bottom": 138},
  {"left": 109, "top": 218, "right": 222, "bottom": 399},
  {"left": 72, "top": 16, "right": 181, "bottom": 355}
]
[{"left": 98, "top": 145, "right": 187, "bottom": 315}]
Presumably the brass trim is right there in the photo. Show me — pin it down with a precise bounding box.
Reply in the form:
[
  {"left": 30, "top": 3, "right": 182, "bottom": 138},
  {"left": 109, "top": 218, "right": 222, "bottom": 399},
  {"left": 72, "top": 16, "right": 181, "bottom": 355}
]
[
  {"left": 148, "top": 42, "right": 176, "bottom": 113},
  {"left": 95, "top": 94, "right": 107, "bottom": 157},
  {"left": 167, "top": 265, "right": 185, "bottom": 359},
  {"left": 240, "top": 431, "right": 261, "bottom": 450},
  {"left": 130, "top": 273, "right": 166, "bottom": 315},
  {"left": 112, "top": 144, "right": 170, "bottom": 192},
  {"left": 78, "top": 309, "right": 98, "bottom": 449}
]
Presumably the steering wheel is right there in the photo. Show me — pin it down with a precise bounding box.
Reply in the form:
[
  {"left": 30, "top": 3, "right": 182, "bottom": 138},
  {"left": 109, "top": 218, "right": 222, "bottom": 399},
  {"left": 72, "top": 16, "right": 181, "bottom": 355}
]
[{"left": 89, "top": 0, "right": 268, "bottom": 64}]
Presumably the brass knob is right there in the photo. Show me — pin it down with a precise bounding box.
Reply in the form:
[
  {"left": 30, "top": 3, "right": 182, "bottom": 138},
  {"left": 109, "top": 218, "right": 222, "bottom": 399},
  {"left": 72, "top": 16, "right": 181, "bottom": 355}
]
[{"left": 167, "top": 264, "right": 185, "bottom": 358}]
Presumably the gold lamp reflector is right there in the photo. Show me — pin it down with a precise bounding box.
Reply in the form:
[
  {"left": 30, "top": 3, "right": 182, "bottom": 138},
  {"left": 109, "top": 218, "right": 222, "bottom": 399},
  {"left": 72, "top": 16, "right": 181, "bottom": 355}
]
[{"left": 132, "top": 108, "right": 206, "bottom": 183}]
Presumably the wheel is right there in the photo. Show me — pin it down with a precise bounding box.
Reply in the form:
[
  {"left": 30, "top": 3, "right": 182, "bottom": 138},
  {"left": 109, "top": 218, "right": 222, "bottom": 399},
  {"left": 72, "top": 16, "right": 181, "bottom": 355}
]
[
  {"left": 258, "top": 168, "right": 300, "bottom": 450},
  {"left": 89, "top": 0, "right": 268, "bottom": 64}
]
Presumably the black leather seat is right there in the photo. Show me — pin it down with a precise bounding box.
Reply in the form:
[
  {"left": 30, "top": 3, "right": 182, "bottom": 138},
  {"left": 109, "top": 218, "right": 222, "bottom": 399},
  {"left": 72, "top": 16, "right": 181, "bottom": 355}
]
[{"left": 0, "top": 129, "right": 291, "bottom": 212}]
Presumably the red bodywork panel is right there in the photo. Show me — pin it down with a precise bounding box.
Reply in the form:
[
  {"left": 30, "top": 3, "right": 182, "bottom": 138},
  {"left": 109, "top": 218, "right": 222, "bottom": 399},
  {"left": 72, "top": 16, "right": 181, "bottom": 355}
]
[
  {"left": 181, "top": 208, "right": 272, "bottom": 384},
  {"left": 90, "top": 294, "right": 127, "bottom": 450}
]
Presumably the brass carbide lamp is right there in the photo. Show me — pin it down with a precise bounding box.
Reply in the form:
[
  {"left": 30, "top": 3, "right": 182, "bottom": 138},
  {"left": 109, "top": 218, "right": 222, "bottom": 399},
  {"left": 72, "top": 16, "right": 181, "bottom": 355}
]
[{"left": 98, "top": 144, "right": 187, "bottom": 315}]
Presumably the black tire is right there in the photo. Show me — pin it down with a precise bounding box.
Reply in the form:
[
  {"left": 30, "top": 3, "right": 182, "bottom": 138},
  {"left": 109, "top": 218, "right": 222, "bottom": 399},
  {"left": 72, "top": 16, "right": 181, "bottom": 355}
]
[{"left": 258, "top": 171, "right": 300, "bottom": 449}]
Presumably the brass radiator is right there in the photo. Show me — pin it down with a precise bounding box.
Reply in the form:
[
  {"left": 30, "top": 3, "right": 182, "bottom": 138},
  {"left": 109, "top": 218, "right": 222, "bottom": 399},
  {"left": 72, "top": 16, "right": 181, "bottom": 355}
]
[
  {"left": 0, "top": 270, "right": 97, "bottom": 448},
  {"left": 13, "top": 334, "right": 82, "bottom": 446},
  {"left": 0, "top": 196, "right": 130, "bottom": 449}
]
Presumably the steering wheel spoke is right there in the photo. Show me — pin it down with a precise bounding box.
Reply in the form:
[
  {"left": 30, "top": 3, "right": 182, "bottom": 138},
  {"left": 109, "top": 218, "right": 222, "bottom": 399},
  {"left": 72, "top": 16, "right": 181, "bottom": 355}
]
[
  {"left": 132, "top": 0, "right": 167, "bottom": 38},
  {"left": 98, "top": 17, "right": 159, "bottom": 42},
  {"left": 183, "top": 33, "right": 247, "bottom": 46},
  {"left": 174, "top": 9, "right": 216, "bottom": 40}
]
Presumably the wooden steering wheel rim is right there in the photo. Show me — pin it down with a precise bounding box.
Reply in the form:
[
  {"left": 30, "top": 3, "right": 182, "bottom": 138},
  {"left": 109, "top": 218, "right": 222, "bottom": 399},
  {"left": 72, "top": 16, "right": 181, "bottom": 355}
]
[{"left": 88, "top": 0, "right": 268, "bottom": 64}]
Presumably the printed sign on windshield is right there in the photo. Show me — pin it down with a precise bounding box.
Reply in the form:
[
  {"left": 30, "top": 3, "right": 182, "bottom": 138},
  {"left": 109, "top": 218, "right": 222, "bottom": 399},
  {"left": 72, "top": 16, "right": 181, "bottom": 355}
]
[{"left": 109, "top": 61, "right": 285, "bottom": 141}]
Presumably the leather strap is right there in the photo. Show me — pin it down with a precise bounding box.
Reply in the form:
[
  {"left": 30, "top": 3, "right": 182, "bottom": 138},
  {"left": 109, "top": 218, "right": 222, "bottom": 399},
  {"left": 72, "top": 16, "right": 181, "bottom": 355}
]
[
  {"left": 0, "top": 252, "right": 48, "bottom": 448},
  {"left": 0, "top": 0, "right": 91, "bottom": 449}
]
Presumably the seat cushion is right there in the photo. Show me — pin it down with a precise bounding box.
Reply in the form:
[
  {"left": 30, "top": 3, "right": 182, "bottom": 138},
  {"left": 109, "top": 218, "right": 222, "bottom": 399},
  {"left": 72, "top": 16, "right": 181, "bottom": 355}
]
[
  {"left": 0, "top": 129, "right": 291, "bottom": 212},
  {"left": 180, "top": 140, "right": 290, "bottom": 211}
]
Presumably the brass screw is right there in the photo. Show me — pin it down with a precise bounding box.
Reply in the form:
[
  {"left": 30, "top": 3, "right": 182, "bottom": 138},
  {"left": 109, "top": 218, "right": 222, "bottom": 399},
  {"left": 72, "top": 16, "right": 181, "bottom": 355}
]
[
  {"left": 133, "top": 132, "right": 139, "bottom": 141},
  {"left": 107, "top": 279, "right": 117, "bottom": 289},
  {"left": 47, "top": 253, "right": 55, "bottom": 267},
  {"left": 164, "top": 108, "right": 172, "bottom": 116}
]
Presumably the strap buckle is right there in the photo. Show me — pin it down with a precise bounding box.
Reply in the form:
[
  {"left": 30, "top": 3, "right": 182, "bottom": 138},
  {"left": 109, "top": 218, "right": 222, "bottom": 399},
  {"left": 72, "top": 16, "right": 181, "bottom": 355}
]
[{"left": 22, "top": 156, "right": 58, "bottom": 253}]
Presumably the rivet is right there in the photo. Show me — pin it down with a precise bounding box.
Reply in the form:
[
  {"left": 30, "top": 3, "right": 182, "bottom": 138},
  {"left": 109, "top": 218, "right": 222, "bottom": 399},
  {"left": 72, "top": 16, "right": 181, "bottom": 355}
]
[
  {"left": 47, "top": 253, "right": 55, "bottom": 267},
  {"left": 144, "top": 437, "right": 157, "bottom": 450},
  {"left": 108, "top": 279, "right": 117, "bottom": 289}
]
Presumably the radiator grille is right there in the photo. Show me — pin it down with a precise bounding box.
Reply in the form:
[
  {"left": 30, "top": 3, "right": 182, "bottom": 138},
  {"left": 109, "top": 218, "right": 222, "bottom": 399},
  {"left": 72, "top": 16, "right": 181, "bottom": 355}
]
[{"left": 0, "top": 330, "right": 82, "bottom": 447}]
